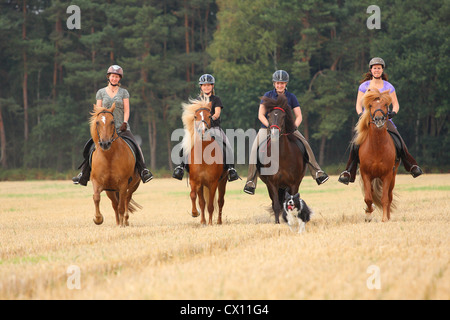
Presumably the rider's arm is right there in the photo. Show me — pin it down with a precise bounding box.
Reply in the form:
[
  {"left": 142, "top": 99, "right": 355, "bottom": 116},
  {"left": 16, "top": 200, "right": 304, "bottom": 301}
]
[
  {"left": 293, "top": 106, "right": 302, "bottom": 127},
  {"left": 258, "top": 104, "right": 269, "bottom": 127},
  {"left": 123, "top": 98, "right": 130, "bottom": 123},
  {"left": 390, "top": 91, "right": 399, "bottom": 114},
  {"left": 211, "top": 107, "right": 221, "bottom": 121},
  {"left": 355, "top": 90, "right": 364, "bottom": 115}
]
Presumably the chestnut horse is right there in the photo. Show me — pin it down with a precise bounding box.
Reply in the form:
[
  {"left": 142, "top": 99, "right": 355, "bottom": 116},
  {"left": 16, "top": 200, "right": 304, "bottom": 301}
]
[
  {"left": 89, "top": 103, "right": 141, "bottom": 227},
  {"left": 258, "top": 95, "right": 307, "bottom": 224},
  {"left": 181, "top": 97, "right": 227, "bottom": 225},
  {"left": 354, "top": 89, "right": 399, "bottom": 222}
]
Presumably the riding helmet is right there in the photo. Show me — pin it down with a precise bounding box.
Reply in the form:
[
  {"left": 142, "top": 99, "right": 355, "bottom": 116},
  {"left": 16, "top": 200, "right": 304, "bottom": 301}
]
[
  {"left": 369, "top": 57, "right": 385, "bottom": 69},
  {"left": 199, "top": 74, "right": 215, "bottom": 85},
  {"left": 272, "top": 70, "right": 289, "bottom": 83},
  {"left": 107, "top": 65, "right": 123, "bottom": 78}
]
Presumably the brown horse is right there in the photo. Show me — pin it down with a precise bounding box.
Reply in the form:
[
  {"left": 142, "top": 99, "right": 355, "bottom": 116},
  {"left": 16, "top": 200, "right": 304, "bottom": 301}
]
[
  {"left": 258, "top": 95, "right": 307, "bottom": 224},
  {"left": 354, "top": 89, "right": 399, "bottom": 222},
  {"left": 89, "top": 103, "right": 141, "bottom": 227},
  {"left": 181, "top": 97, "right": 227, "bottom": 225}
]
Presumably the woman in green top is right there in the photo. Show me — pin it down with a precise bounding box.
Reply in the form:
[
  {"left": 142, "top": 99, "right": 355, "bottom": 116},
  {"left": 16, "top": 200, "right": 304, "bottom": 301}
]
[{"left": 72, "top": 65, "right": 153, "bottom": 185}]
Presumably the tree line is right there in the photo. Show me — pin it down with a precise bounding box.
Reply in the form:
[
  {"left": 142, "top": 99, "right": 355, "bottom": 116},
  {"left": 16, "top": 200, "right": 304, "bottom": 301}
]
[{"left": 0, "top": 0, "right": 448, "bottom": 176}]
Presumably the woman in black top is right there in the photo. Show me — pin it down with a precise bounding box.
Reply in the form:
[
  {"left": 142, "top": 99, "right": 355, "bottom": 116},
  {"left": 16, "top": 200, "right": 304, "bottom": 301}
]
[{"left": 172, "top": 74, "right": 239, "bottom": 182}]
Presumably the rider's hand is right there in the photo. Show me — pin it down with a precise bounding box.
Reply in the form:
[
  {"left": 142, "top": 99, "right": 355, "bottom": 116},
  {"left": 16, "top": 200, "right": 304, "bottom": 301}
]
[{"left": 119, "top": 121, "right": 128, "bottom": 132}]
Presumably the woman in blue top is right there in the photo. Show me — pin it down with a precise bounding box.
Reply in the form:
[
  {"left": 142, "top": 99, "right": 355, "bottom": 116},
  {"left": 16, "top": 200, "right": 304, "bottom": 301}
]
[
  {"left": 244, "top": 70, "right": 329, "bottom": 195},
  {"left": 338, "top": 57, "right": 423, "bottom": 184}
]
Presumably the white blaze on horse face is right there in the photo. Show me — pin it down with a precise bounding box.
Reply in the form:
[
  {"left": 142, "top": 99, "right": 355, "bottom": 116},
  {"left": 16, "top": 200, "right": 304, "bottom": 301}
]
[
  {"left": 101, "top": 116, "right": 106, "bottom": 125},
  {"left": 200, "top": 111, "right": 206, "bottom": 132}
]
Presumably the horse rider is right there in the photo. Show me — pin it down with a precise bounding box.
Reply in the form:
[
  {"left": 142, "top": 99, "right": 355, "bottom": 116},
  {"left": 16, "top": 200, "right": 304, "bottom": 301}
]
[
  {"left": 243, "top": 70, "right": 329, "bottom": 195},
  {"left": 172, "top": 74, "right": 240, "bottom": 182},
  {"left": 72, "top": 65, "right": 154, "bottom": 186},
  {"left": 338, "top": 57, "right": 423, "bottom": 185}
]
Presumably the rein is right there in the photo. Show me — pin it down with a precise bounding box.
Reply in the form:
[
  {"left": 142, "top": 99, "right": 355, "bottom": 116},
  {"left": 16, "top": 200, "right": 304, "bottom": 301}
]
[{"left": 96, "top": 110, "right": 120, "bottom": 145}]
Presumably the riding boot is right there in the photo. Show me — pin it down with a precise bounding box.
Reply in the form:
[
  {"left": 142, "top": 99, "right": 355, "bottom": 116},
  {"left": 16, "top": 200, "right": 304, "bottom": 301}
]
[
  {"left": 173, "top": 147, "right": 186, "bottom": 180},
  {"left": 72, "top": 139, "right": 94, "bottom": 186},
  {"left": 338, "top": 143, "right": 359, "bottom": 185},
  {"left": 387, "top": 122, "right": 423, "bottom": 178},
  {"left": 221, "top": 139, "right": 240, "bottom": 182}
]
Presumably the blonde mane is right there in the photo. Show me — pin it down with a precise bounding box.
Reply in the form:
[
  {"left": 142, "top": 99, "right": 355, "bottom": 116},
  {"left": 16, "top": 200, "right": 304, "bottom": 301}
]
[
  {"left": 353, "top": 89, "right": 392, "bottom": 146},
  {"left": 181, "top": 96, "right": 211, "bottom": 152}
]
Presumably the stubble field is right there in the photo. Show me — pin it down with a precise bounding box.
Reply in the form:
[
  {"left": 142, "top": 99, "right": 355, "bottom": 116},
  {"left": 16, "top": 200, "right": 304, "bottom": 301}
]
[{"left": 0, "top": 174, "right": 449, "bottom": 300}]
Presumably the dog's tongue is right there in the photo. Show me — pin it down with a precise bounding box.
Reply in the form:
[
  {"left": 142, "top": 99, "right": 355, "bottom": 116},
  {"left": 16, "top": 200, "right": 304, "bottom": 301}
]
[{"left": 288, "top": 205, "right": 294, "bottom": 210}]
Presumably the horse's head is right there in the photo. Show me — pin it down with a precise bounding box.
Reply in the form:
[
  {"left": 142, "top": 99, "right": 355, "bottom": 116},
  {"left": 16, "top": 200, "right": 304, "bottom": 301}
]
[
  {"left": 364, "top": 89, "right": 392, "bottom": 129},
  {"left": 262, "top": 95, "right": 295, "bottom": 142},
  {"left": 193, "top": 105, "right": 212, "bottom": 139},
  {"left": 90, "top": 103, "right": 118, "bottom": 151}
]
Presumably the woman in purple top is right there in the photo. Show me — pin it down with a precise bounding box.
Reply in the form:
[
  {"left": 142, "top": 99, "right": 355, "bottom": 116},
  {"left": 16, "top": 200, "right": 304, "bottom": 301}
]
[{"left": 338, "top": 57, "right": 423, "bottom": 185}]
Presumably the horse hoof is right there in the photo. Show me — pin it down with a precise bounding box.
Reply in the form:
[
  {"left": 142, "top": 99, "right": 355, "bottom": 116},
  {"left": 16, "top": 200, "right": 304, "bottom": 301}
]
[
  {"left": 192, "top": 212, "right": 200, "bottom": 218},
  {"left": 93, "top": 216, "right": 104, "bottom": 225}
]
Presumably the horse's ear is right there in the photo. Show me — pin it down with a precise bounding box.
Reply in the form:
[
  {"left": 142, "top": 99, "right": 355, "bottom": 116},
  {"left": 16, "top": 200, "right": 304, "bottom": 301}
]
[
  {"left": 208, "top": 102, "right": 212, "bottom": 110},
  {"left": 110, "top": 102, "right": 116, "bottom": 113}
]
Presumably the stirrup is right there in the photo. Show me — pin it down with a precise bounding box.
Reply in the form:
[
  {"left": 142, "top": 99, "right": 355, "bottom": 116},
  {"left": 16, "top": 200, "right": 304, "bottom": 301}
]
[
  {"left": 141, "top": 169, "right": 153, "bottom": 183},
  {"left": 243, "top": 181, "right": 256, "bottom": 195},
  {"left": 410, "top": 165, "right": 423, "bottom": 178},
  {"left": 172, "top": 165, "right": 184, "bottom": 180},
  {"left": 227, "top": 168, "right": 240, "bottom": 182},
  {"left": 338, "top": 171, "right": 351, "bottom": 185},
  {"left": 315, "top": 171, "right": 329, "bottom": 185},
  {"left": 72, "top": 172, "right": 82, "bottom": 185}
]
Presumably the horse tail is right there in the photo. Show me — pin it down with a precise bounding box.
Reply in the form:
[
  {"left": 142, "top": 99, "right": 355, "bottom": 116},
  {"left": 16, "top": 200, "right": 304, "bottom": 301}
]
[
  {"left": 371, "top": 178, "right": 383, "bottom": 210},
  {"left": 128, "top": 198, "right": 143, "bottom": 214},
  {"left": 370, "top": 178, "right": 398, "bottom": 212},
  {"left": 202, "top": 185, "right": 218, "bottom": 214}
]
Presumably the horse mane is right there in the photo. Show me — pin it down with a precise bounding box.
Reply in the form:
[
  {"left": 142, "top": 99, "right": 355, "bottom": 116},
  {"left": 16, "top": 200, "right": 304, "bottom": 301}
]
[
  {"left": 261, "top": 95, "right": 296, "bottom": 134},
  {"left": 181, "top": 96, "right": 211, "bottom": 152},
  {"left": 354, "top": 89, "right": 392, "bottom": 145}
]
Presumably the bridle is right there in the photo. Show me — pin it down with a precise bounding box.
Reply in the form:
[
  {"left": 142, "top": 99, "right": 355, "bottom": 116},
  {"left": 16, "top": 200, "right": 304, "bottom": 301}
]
[
  {"left": 368, "top": 103, "right": 388, "bottom": 129},
  {"left": 194, "top": 108, "right": 212, "bottom": 134},
  {"left": 96, "top": 110, "right": 119, "bottom": 145},
  {"left": 269, "top": 107, "right": 286, "bottom": 133}
]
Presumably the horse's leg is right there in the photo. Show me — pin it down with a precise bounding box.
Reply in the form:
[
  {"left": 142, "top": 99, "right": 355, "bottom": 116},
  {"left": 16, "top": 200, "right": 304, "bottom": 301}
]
[
  {"left": 381, "top": 175, "right": 392, "bottom": 222},
  {"left": 189, "top": 182, "right": 200, "bottom": 218},
  {"left": 92, "top": 182, "right": 104, "bottom": 225},
  {"left": 217, "top": 179, "right": 227, "bottom": 225},
  {"left": 268, "top": 185, "right": 281, "bottom": 224},
  {"left": 117, "top": 187, "right": 128, "bottom": 227},
  {"left": 362, "top": 174, "right": 374, "bottom": 222},
  {"left": 207, "top": 183, "right": 218, "bottom": 226},
  {"left": 106, "top": 191, "right": 120, "bottom": 226},
  {"left": 198, "top": 186, "right": 207, "bottom": 225}
]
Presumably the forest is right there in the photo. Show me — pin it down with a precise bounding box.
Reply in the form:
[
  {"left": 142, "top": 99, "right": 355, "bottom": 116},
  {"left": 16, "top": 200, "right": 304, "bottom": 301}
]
[{"left": 0, "top": 0, "right": 448, "bottom": 178}]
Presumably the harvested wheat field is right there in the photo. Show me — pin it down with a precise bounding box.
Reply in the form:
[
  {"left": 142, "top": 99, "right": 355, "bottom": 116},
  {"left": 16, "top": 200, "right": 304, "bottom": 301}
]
[{"left": 0, "top": 174, "right": 449, "bottom": 300}]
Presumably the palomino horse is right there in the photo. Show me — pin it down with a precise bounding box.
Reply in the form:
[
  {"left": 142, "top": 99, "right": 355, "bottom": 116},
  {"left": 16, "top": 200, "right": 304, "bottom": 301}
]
[
  {"left": 354, "top": 89, "right": 399, "bottom": 222},
  {"left": 89, "top": 103, "right": 141, "bottom": 227},
  {"left": 258, "top": 95, "right": 307, "bottom": 224},
  {"left": 181, "top": 97, "right": 227, "bottom": 225}
]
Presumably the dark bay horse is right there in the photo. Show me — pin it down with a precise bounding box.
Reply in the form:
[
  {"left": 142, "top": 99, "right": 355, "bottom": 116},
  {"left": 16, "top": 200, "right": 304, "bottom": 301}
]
[
  {"left": 354, "top": 89, "right": 399, "bottom": 222},
  {"left": 258, "top": 95, "right": 307, "bottom": 224},
  {"left": 89, "top": 103, "right": 141, "bottom": 227},
  {"left": 181, "top": 97, "right": 227, "bottom": 225}
]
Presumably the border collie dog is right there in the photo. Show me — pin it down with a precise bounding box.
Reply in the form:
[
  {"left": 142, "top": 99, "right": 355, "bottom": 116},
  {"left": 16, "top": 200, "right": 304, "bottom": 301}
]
[{"left": 283, "top": 191, "right": 313, "bottom": 234}]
